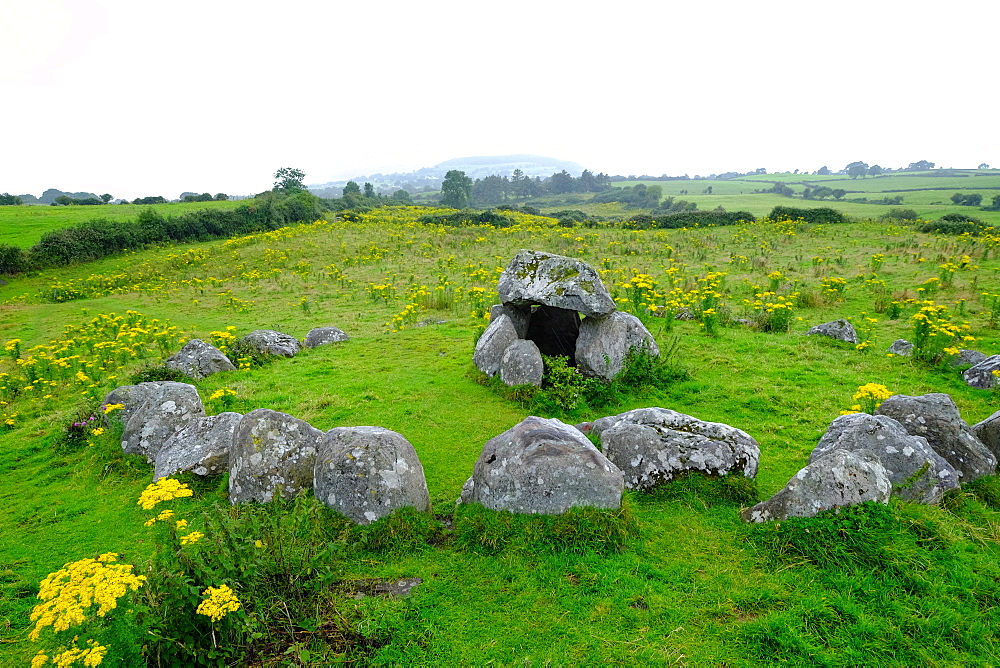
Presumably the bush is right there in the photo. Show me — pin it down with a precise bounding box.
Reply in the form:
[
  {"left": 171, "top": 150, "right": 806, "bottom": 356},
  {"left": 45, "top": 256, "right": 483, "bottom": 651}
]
[
  {"left": 919, "top": 213, "right": 984, "bottom": 235},
  {"left": 882, "top": 208, "right": 919, "bottom": 221},
  {"left": 0, "top": 243, "right": 28, "bottom": 274},
  {"left": 768, "top": 206, "right": 847, "bottom": 224},
  {"left": 651, "top": 210, "right": 756, "bottom": 228}
]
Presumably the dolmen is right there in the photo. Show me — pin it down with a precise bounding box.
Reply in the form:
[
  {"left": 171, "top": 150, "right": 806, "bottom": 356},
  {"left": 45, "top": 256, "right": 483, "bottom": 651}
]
[
  {"left": 475, "top": 249, "right": 659, "bottom": 385},
  {"left": 743, "top": 392, "right": 995, "bottom": 523}
]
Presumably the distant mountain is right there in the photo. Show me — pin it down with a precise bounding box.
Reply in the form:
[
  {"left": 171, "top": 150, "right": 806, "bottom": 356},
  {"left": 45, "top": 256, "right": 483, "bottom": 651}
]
[{"left": 307, "top": 155, "right": 585, "bottom": 197}]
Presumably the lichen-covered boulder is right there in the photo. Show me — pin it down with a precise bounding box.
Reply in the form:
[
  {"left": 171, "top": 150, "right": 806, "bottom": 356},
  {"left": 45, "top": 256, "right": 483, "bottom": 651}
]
[
  {"left": 590, "top": 407, "right": 759, "bottom": 490},
  {"left": 887, "top": 339, "right": 913, "bottom": 357},
  {"left": 499, "top": 339, "right": 543, "bottom": 387},
  {"left": 314, "top": 426, "right": 430, "bottom": 524},
  {"left": 952, "top": 349, "right": 987, "bottom": 369},
  {"left": 805, "top": 319, "right": 858, "bottom": 344},
  {"left": 303, "top": 326, "right": 349, "bottom": 348},
  {"left": 102, "top": 381, "right": 172, "bottom": 427},
  {"left": 229, "top": 409, "right": 323, "bottom": 503},
  {"left": 153, "top": 412, "right": 242, "bottom": 480},
  {"left": 489, "top": 303, "right": 530, "bottom": 339},
  {"left": 238, "top": 329, "right": 301, "bottom": 358},
  {"left": 459, "top": 416, "right": 624, "bottom": 514},
  {"left": 963, "top": 355, "right": 1000, "bottom": 389},
  {"left": 497, "top": 250, "right": 615, "bottom": 317},
  {"left": 810, "top": 413, "right": 959, "bottom": 504},
  {"left": 875, "top": 393, "right": 997, "bottom": 482},
  {"left": 165, "top": 338, "right": 236, "bottom": 379},
  {"left": 576, "top": 312, "right": 659, "bottom": 380},
  {"left": 120, "top": 382, "right": 206, "bottom": 462},
  {"left": 972, "top": 410, "right": 1000, "bottom": 462},
  {"left": 741, "top": 449, "right": 891, "bottom": 523},
  {"left": 473, "top": 314, "right": 518, "bottom": 377}
]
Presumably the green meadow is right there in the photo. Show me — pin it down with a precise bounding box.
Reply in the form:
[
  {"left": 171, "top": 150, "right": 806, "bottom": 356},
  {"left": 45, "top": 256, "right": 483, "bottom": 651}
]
[{"left": 3, "top": 203, "right": 1000, "bottom": 664}]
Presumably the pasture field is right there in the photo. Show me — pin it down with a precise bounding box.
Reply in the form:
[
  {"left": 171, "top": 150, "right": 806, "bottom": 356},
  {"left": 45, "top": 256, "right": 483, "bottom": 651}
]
[
  {"left": 0, "top": 199, "right": 249, "bottom": 247},
  {"left": 4, "top": 206, "right": 1000, "bottom": 664}
]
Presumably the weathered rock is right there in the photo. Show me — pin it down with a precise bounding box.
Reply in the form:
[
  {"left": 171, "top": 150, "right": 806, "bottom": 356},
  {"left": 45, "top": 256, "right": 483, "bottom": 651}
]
[
  {"left": 810, "top": 413, "right": 959, "bottom": 504},
  {"left": 120, "top": 382, "right": 206, "bottom": 462},
  {"left": 499, "top": 339, "right": 544, "bottom": 387},
  {"left": 972, "top": 410, "right": 1000, "bottom": 462},
  {"left": 875, "top": 393, "right": 997, "bottom": 482},
  {"left": 952, "top": 349, "right": 987, "bottom": 369},
  {"left": 674, "top": 307, "right": 696, "bottom": 321},
  {"left": 963, "top": 355, "right": 1000, "bottom": 389},
  {"left": 314, "top": 426, "right": 431, "bottom": 524},
  {"left": 887, "top": 339, "right": 914, "bottom": 357},
  {"left": 473, "top": 314, "right": 518, "bottom": 377},
  {"left": 102, "top": 383, "right": 163, "bottom": 427},
  {"left": 805, "top": 319, "right": 859, "bottom": 344},
  {"left": 489, "top": 303, "right": 530, "bottom": 339},
  {"left": 165, "top": 338, "right": 236, "bottom": 379},
  {"left": 303, "top": 326, "right": 350, "bottom": 348},
  {"left": 229, "top": 409, "right": 323, "bottom": 503},
  {"left": 591, "top": 407, "right": 760, "bottom": 490},
  {"left": 459, "top": 416, "right": 624, "bottom": 514},
  {"left": 238, "top": 329, "right": 301, "bottom": 358},
  {"left": 497, "top": 249, "right": 616, "bottom": 317},
  {"left": 741, "top": 449, "right": 892, "bottom": 523},
  {"left": 576, "top": 311, "right": 659, "bottom": 381},
  {"left": 153, "top": 412, "right": 242, "bottom": 480}
]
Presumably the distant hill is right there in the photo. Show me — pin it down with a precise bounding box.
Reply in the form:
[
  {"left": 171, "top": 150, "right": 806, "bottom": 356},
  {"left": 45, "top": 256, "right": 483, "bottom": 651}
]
[
  {"left": 308, "top": 155, "right": 585, "bottom": 197},
  {"left": 17, "top": 188, "right": 101, "bottom": 205}
]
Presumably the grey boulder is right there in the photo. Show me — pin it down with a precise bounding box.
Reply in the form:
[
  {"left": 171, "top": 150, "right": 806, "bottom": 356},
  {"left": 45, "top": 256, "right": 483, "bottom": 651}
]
[
  {"left": 576, "top": 311, "right": 659, "bottom": 381},
  {"left": 497, "top": 249, "right": 616, "bottom": 317},
  {"left": 805, "top": 319, "right": 859, "bottom": 344},
  {"left": 460, "top": 416, "right": 624, "bottom": 514},
  {"left": 473, "top": 314, "right": 518, "bottom": 377},
  {"left": 490, "top": 303, "right": 530, "bottom": 339},
  {"left": 741, "top": 449, "right": 891, "bottom": 523},
  {"left": 876, "top": 393, "right": 996, "bottom": 482},
  {"left": 972, "top": 410, "right": 1000, "bottom": 462},
  {"left": 102, "top": 382, "right": 171, "bottom": 427},
  {"left": 239, "top": 329, "right": 301, "bottom": 357},
  {"left": 120, "top": 382, "right": 206, "bottom": 462},
  {"left": 153, "top": 412, "right": 242, "bottom": 480},
  {"left": 165, "top": 338, "right": 236, "bottom": 379},
  {"left": 810, "top": 413, "right": 959, "bottom": 504},
  {"left": 499, "top": 339, "right": 543, "bottom": 387},
  {"left": 229, "top": 409, "right": 323, "bottom": 503},
  {"left": 952, "top": 349, "right": 987, "bottom": 369},
  {"left": 591, "top": 407, "right": 760, "bottom": 490},
  {"left": 963, "top": 355, "right": 1000, "bottom": 389},
  {"left": 303, "top": 326, "right": 349, "bottom": 348},
  {"left": 887, "top": 339, "right": 913, "bottom": 357},
  {"left": 314, "top": 426, "right": 431, "bottom": 525}
]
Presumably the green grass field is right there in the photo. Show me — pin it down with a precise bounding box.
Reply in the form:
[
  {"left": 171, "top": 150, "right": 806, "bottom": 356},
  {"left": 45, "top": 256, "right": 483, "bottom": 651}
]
[
  {"left": 0, "top": 200, "right": 249, "bottom": 247},
  {"left": 3, "top": 206, "right": 1000, "bottom": 664}
]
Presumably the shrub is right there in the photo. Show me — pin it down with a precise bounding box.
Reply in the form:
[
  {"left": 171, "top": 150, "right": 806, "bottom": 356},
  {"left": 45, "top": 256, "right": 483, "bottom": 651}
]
[
  {"left": 881, "top": 208, "right": 919, "bottom": 221},
  {"left": 919, "top": 213, "right": 985, "bottom": 235},
  {"left": 652, "top": 210, "right": 756, "bottom": 229},
  {"left": 768, "top": 206, "right": 847, "bottom": 224}
]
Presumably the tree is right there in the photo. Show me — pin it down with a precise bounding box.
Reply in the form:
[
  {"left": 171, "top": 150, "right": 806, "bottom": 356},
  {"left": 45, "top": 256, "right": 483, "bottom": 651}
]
[
  {"left": 100, "top": 193, "right": 113, "bottom": 204},
  {"left": 53, "top": 195, "right": 74, "bottom": 205},
  {"left": 440, "top": 170, "right": 472, "bottom": 208},
  {"left": 0, "top": 193, "right": 22, "bottom": 206},
  {"left": 816, "top": 166, "right": 832, "bottom": 175},
  {"left": 548, "top": 170, "right": 575, "bottom": 194},
  {"left": 980, "top": 163, "right": 991, "bottom": 170},
  {"left": 845, "top": 161, "right": 869, "bottom": 179},
  {"left": 342, "top": 181, "right": 361, "bottom": 196},
  {"left": 907, "top": 160, "right": 935, "bottom": 171},
  {"left": 832, "top": 189, "right": 847, "bottom": 200},
  {"left": 273, "top": 167, "right": 306, "bottom": 192},
  {"left": 868, "top": 165, "right": 883, "bottom": 177},
  {"left": 363, "top": 182, "right": 376, "bottom": 198},
  {"left": 214, "top": 193, "right": 228, "bottom": 201},
  {"left": 391, "top": 189, "right": 413, "bottom": 204}
]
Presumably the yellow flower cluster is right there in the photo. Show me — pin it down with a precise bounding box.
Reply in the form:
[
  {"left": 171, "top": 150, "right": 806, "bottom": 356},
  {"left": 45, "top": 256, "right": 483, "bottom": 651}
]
[
  {"left": 29, "top": 554, "right": 146, "bottom": 641},
  {"left": 137, "top": 478, "right": 193, "bottom": 510},
  {"left": 195, "top": 584, "right": 241, "bottom": 622},
  {"left": 32, "top": 638, "right": 108, "bottom": 667},
  {"left": 844, "top": 383, "right": 894, "bottom": 415}
]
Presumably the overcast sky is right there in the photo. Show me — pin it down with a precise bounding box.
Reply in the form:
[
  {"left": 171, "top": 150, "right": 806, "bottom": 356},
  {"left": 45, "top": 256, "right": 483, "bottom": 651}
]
[{"left": 2, "top": 0, "right": 996, "bottom": 200}]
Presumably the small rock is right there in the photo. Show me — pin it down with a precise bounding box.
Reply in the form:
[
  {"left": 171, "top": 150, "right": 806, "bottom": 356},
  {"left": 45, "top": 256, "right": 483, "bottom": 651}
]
[
  {"left": 314, "top": 426, "right": 431, "bottom": 525},
  {"left": 459, "top": 416, "right": 624, "bottom": 514},
  {"left": 963, "top": 355, "right": 1000, "bottom": 389},
  {"left": 499, "top": 339, "right": 544, "bottom": 387},
  {"left": 165, "top": 339, "right": 236, "bottom": 379},
  {"left": 971, "top": 410, "right": 1000, "bottom": 462},
  {"left": 303, "top": 326, "right": 349, "bottom": 348},
  {"left": 887, "top": 339, "right": 913, "bottom": 357},
  {"left": 229, "top": 409, "right": 323, "bottom": 503},
  {"left": 741, "top": 449, "right": 891, "bottom": 523},
  {"left": 805, "top": 319, "right": 859, "bottom": 344},
  {"left": 238, "top": 329, "right": 301, "bottom": 357},
  {"left": 952, "top": 349, "right": 987, "bottom": 369}
]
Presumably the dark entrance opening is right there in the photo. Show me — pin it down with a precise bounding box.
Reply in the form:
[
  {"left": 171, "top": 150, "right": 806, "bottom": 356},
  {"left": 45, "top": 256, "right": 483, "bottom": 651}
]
[{"left": 524, "top": 305, "right": 581, "bottom": 364}]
